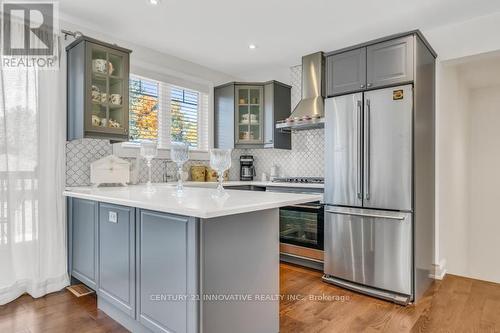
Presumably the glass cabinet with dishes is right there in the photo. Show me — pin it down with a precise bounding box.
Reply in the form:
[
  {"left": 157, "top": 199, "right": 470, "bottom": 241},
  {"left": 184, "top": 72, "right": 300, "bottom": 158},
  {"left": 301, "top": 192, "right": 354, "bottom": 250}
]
[
  {"left": 214, "top": 81, "right": 291, "bottom": 149},
  {"left": 236, "top": 86, "right": 264, "bottom": 144},
  {"left": 67, "top": 36, "right": 132, "bottom": 141}
]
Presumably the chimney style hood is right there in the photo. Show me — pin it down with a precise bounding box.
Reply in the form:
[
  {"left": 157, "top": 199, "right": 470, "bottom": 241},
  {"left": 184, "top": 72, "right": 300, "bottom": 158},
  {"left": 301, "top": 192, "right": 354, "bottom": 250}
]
[{"left": 276, "top": 52, "right": 325, "bottom": 131}]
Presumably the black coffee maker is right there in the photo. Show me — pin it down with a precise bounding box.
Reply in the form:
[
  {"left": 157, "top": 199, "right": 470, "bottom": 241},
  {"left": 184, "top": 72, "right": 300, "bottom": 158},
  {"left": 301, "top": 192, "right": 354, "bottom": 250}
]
[{"left": 240, "top": 155, "right": 255, "bottom": 181}]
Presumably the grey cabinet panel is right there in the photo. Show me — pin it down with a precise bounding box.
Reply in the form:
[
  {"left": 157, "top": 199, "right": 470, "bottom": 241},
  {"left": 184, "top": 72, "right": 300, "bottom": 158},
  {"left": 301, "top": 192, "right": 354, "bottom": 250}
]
[
  {"left": 366, "top": 36, "right": 414, "bottom": 88},
  {"left": 264, "top": 82, "right": 291, "bottom": 149},
  {"left": 214, "top": 84, "right": 235, "bottom": 149},
  {"left": 137, "top": 210, "right": 198, "bottom": 333},
  {"left": 98, "top": 203, "right": 135, "bottom": 318},
  {"left": 264, "top": 83, "right": 274, "bottom": 146},
  {"left": 70, "top": 198, "right": 98, "bottom": 289},
  {"left": 326, "top": 48, "right": 367, "bottom": 96}
]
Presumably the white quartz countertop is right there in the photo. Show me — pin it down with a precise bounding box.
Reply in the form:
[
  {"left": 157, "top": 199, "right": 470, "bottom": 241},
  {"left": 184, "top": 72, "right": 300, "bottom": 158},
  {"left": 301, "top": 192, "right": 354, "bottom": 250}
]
[{"left": 63, "top": 184, "right": 322, "bottom": 219}]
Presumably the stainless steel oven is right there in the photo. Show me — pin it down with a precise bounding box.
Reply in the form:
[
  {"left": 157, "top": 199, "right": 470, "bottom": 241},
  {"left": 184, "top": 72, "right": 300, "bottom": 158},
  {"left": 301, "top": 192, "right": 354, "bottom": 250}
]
[
  {"left": 266, "top": 185, "right": 324, "bottom": 268},
  {"left": 279, "top": 202, "right": 324, "bottom": 250}
]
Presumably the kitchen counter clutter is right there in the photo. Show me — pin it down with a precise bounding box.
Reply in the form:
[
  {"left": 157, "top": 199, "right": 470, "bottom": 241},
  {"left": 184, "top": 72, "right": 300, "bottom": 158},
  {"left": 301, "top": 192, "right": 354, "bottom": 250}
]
[{"left": 64, "top": 183, "right": 320, "bottom": 333}]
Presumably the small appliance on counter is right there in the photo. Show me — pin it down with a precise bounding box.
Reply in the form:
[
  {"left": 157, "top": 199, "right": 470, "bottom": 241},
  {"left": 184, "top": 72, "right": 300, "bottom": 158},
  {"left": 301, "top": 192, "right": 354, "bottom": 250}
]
[
  {"left": 90, "top": 155, "right": 130, "bottom": 186},
  {"left": 240, "top": 155, "right": 255, "bottom": 181}
]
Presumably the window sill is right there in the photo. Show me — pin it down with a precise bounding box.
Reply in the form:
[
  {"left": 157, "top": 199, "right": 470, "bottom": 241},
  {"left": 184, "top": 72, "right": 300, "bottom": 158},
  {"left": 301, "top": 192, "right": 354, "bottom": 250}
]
[{"left": 113, "top": 142, "right": 210, "bottom": 161}]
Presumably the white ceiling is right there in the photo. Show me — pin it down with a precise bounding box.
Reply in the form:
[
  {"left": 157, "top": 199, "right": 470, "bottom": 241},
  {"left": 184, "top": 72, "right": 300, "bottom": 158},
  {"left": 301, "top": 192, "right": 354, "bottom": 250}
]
[{"left": 59, "top": 0, "right": 500, "bottom": 82}]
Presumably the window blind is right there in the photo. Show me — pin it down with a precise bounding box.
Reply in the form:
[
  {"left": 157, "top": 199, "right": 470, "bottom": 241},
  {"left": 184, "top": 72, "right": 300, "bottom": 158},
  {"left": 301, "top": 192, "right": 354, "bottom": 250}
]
[
  {"left": 129, "top": 74, "right": 209, "bottom": 151},
  {"left": 170, "top": 87, "right": 199, "bottom": 148},
  {"left": 129, "top": 76, "right": 159, "bottom": 141}
]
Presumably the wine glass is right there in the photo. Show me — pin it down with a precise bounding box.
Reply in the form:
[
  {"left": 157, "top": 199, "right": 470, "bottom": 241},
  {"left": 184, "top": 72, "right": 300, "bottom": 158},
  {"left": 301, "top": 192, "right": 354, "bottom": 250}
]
[
  {"left": 209, "top": 149, "right": 232, "bottom": 193},
  {"left": 140, "top": 140, "right": 158, "bottom": 190},
  {"left": 170, "top": 142, "right": 189, "bottom": 194}
]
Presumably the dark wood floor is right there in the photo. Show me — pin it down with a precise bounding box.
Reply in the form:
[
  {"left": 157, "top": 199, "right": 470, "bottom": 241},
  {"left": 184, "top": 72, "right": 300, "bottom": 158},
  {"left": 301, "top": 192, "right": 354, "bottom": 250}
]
[{"left": 2, "top": 263, "right": 500, "bottom": 332}]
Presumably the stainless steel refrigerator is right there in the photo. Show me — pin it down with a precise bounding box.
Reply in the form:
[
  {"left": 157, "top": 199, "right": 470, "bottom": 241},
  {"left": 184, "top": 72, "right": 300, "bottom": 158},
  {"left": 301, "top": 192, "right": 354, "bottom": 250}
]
[{"left": 323, "top": 85, "right": 418, "bottom": 304}]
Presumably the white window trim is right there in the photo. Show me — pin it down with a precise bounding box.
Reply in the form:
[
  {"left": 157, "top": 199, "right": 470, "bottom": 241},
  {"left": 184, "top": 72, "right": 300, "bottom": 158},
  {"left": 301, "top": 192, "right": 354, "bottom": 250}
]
[
  {"left": 114, "top": 73, "right": 214, "bottom": 161},
  {"left": 113, "top": 142, "right": 210, "bottom": 161}
]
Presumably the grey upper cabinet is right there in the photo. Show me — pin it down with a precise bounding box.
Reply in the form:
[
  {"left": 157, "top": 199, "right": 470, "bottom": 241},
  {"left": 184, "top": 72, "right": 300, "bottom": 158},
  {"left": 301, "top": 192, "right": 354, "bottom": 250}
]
[
  {"left": 264, "top": 82, "right": 291, "bottom": 149},
  {"left": 325, "top": 34, "right": 417, "bottom": 96},
  {"left": 366, "top": 36, "right": 414, "bottom": 89},
  {"left": 98, "top": 203, "right": 135, "bottom": 318},
  {"left": 67, "top": 36, "right": 132, "bottom": 141},
  {"left": 137, "top": 210, "right": 198, "bottom": 333},
  {"left": 69, "top": 198, "right": 98, "bottom": 290},
  {"left": 214, "top": 81, "right": 291, "bottom": 150},
  {"left": 214, "top": 84, "right": 235, "bottom": 149},
  {"left": 326, "top": 48, "right": 366, "bottom": 96}
]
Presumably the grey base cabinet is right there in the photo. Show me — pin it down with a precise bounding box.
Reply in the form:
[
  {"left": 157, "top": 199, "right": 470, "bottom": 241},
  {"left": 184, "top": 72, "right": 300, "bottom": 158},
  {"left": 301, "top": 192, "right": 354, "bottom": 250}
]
[
  {"left": 68, "top": 198, "right": 197, "bottom": 332},
  {"left": 98, "top": 203, "right": 135, "bottom": 318},
  {"left": 137, "top": 210, "right": 198, "bottom": 333},
  {"left": 69, "top": 198, "right": 98, "bottom": 290}
]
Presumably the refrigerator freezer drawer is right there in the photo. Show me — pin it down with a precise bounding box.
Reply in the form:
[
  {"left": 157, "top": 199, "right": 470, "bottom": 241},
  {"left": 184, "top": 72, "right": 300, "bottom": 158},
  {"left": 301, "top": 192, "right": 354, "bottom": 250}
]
[{"left": 324, "top": 207, "right": 412, "bottom": 296}]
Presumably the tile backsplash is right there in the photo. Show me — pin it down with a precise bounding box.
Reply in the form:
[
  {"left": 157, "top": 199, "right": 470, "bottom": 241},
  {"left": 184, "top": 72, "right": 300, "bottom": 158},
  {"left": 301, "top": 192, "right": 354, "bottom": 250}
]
[
  {"left": 65, "top": 65, "right": 325, "bottom": 185},
  {"left": 66, "top": 139, "right": 208, "bottom": 186}
]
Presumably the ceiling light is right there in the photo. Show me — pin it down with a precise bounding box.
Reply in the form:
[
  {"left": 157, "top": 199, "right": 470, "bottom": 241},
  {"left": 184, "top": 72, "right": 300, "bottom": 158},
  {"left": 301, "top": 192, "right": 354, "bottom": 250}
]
[
  {"left": 248, "top": 44, "right": 257, "bottom": 50},
  {"left": 149, "top": 0, "right": 160, "bottom": 5}
]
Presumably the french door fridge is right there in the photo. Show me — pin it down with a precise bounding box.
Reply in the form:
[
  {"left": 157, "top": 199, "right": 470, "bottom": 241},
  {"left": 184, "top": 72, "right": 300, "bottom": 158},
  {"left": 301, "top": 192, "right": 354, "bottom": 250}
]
[{"left": 323, "top": 85, "right": 414, "bottom": 304}]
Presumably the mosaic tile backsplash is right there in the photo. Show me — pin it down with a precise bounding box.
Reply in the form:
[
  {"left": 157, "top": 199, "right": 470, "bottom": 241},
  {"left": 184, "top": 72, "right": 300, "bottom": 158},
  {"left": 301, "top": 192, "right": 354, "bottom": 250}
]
[
  {"left": 65, "top": 65, "right": 325, "bottom": 186},
  {"left": 66, "top": 139, "right": 209, "bottom": 186}
]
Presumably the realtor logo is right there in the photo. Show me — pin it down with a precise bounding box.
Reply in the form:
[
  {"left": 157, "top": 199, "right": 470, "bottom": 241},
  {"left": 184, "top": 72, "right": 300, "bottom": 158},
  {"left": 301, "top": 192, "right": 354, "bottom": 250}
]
[{"left": 1, "top": 1, "right": 59, "bottom": 69}]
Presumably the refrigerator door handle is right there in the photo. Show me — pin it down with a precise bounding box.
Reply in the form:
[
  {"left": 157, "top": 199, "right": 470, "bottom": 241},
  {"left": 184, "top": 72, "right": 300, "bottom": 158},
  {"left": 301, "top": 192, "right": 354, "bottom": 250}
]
[
  {"left": 357, "top": 100, "right": 363, "bottom": 200},
  {"left": 325, "top": 210, "right": 406, "bottom": 221},
  {"left": 364, "top": 99, "right": 371, "bottom": 200}
]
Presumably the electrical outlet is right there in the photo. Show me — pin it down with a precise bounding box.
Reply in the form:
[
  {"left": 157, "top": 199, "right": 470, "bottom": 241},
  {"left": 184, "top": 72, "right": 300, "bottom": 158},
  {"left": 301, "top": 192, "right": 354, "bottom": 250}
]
[{"left": 108, "top": 211, "right": 117, "bottom": 223}]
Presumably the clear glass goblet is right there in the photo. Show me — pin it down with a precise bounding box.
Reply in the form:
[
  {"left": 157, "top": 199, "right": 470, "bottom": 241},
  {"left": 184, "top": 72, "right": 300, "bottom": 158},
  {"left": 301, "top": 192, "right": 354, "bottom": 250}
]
[
  {"left": 209, "top": 148, "right": 232, "bottom": 193},
  {"left": 170, "top": 141, "right": 189, "bottom": 194},
  {"left": 140, "top": 140, "right": 158, "bottom": 190}
]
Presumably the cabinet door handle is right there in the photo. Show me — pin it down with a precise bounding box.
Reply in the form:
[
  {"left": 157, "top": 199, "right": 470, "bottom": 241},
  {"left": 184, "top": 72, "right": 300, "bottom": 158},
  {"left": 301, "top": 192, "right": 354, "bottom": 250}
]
[
  {"left": 360, "top": 84, "right": 365, "bottom": 89},
  {"left": 367, "top": 83, "right": 372, "bottom": 88}
]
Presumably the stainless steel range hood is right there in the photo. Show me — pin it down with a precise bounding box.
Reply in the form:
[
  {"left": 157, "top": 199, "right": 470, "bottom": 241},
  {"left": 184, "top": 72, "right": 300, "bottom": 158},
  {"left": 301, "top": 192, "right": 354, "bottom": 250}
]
[{"left": 276, "top": 52, "right": 325, "bottom": 131}]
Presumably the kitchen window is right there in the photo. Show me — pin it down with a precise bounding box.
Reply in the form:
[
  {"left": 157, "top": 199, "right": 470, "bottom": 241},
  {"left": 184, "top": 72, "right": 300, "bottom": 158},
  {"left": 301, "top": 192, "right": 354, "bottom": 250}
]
[{"left": 125, "top": 74, "right": 210, "bottom": 152}]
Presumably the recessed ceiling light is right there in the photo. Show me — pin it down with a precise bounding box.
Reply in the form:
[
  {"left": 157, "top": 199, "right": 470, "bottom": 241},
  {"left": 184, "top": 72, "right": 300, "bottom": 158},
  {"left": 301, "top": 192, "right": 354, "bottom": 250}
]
[
  {"left": 248, "top": 44, "right": 257, "bottom": 50},
  {"left": 149, "top": 0, "right": 160, "bottom": 5}
]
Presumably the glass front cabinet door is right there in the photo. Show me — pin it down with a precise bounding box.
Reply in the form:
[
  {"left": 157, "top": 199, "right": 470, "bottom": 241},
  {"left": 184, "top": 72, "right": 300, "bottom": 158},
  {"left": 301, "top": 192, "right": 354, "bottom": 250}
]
[
  {"left": 67, "top": 37, "right": 131, "bottom": 141},
  {"left": 235, "top": 85, "right": 264, "bottom": 145}
]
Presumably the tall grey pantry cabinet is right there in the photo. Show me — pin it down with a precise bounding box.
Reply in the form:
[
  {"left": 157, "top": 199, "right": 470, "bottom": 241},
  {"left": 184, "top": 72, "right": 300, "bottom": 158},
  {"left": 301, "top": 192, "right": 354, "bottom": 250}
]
[
  {"left": 214, "top": 81, "right": 292, "bottom": 149},
  {"left": 322, "top": 31, "right": 436, "bottom": 304},
  {"left": 67, "top": 36, "right": 131, "bottom": 141}
]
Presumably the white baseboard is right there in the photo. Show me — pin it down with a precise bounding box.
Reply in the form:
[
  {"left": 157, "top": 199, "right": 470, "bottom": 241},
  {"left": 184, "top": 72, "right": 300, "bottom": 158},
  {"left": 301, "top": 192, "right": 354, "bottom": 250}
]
[{"left": 430, "top": 259, "right": 447, "bottom": 280}]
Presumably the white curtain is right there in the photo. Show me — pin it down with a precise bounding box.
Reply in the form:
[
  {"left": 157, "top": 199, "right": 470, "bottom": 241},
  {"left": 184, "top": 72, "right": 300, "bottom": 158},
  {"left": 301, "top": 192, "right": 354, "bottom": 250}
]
[{"left": 0, "top": 33, "right": 68, "bottom": 304}]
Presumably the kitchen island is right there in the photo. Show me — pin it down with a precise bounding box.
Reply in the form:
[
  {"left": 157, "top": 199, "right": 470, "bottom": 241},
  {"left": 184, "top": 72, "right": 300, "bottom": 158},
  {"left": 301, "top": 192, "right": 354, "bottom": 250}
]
[{"left": 64, "top": 184, "right": 321, "bottom": 333}]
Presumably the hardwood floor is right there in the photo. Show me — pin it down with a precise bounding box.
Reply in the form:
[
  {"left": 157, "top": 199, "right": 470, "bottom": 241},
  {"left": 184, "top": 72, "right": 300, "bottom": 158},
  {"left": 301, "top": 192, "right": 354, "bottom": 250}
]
[
  {"left": 280, "top": 263, "right": 500, "bottom": 332},
  {"left": 1, "top": 263, "right": 500, "bottom": 332}
]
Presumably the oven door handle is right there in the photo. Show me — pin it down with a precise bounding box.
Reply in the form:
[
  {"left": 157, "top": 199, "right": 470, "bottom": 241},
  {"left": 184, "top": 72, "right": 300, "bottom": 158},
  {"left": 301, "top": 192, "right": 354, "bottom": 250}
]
[{"left": 289, "top": 204, "right": 323, "bottom": 210}]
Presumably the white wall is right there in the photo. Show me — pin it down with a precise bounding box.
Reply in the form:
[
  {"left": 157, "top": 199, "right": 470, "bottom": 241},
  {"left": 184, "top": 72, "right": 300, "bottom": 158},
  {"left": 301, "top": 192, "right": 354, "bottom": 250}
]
[
  {"left": 436, "top": 63, "right": 470, "bottom": 277},
  {"left": 466, "top": 85, "right": 500, "bottom": 282},
  {"left": 437, "top": 53, "right": 500, "bottom": 283},
  {"left": 60, "top": 18, "right": 239, "bottom": 90},
  {"left": 425, "top": 12, "right": 500, "bottom": 62}
]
